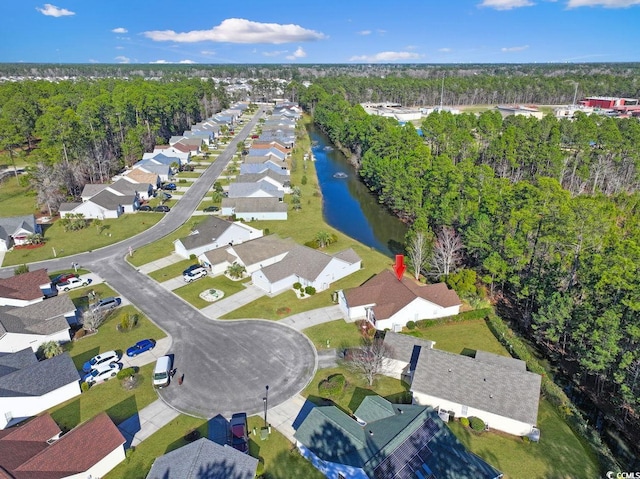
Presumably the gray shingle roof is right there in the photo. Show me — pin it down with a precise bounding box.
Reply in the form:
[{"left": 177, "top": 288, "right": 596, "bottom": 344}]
[
  {"left": 58, "top": 202, "right": 82, "bottom": 213},
  {"left": 108, "top": 178, "right": 140, "bottom": 196},
  {"left": 230, "top": 235, "right": 296, "bottom": 268},
  {"left": 146, "top": 437, "right": 258, "bottom": 479},
  {"left": 222, "top": 197, "right": 288, "bottom": 214},
  {"left": 383, "top": 332, "right": 435, "bottom": 364},
  {"left": 0, "top": 351, "right": 80, "bottom": 397},
  {"left": 81, "top": 184, "right": 108, "bottom": 198},
  {"left": 0, "top": 295, "right": 75, "bottom": 336},
  {"left": 411, "top": 347, "right": 541, "bottom": 426},
  {"left": 228, "top": 182, "right": 282, "bottom": 199},
  {"left": 0, "top": 215, "right": 37, "bottom": 243},
  {"left": 333, "top": 248, "right": 361, "bottom": 265},
  {"left": 178, "top": 216, "right": 234, "bottom": 250},
  {"left": 89, "top": 190, "right": 135, "bottom": 210},
  {"left": 236, "top": 171, "right": 289, "bottom": 187},
  {"left": 259, "top": 245, "right": 331, "bottom": 283}
]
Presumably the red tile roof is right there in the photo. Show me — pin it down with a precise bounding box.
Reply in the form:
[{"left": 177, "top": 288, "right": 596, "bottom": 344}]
[
  {"left": 344, "top": 270, "right": 461, "bottom": 320},
  {"left": 0, "top": 269, "right": 50, "bottom": 302}
]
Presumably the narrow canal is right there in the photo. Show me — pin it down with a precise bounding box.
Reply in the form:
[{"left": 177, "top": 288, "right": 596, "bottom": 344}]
[{"left": 309, "top": 125, "right": 408, "bottom": 257}]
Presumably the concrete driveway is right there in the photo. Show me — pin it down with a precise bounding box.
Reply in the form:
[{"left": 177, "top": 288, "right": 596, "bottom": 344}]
[{"left": 200, "top": 283, "right": 266, "bottom": 319}]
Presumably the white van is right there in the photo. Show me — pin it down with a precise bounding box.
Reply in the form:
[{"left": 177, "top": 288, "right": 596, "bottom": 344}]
[{"left": 153, "top": 356, "right": 172, "bottom": 388}]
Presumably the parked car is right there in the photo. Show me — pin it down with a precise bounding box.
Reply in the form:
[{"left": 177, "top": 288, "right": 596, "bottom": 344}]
[
  {"left": 183, "top": 267, "right": 207, "bottom": 283},
  {"left": 179, "top": 164, "right": 194, "bottom": 172},
  {"left": 138, "top": 205, "right": 152, "bottom": 211},
  {"left": 52, "top": 273, "right": 77, "bottom": 285},
  {"left": 91, "top": 296, "right": 121, "bottom": 313},
  {"left": 56, "top": 276, "right": 90, "bottom": 292},
  {"left": 203, "top": 205, "right": 219, "bottom": 213},
  {"left": 83, "top": 362, "right": 121, "bottom": 385},
  {"left": 154, "top": 205, "right": 171, "bottom": 213},
  {"left": 160, "top": 192, "right": 172, "bottom": 200},
  {"left": 126, "top": 339, "right": 156, "bottom": 357},
  {"left": 182, "top": 264, "right": 202, "bottom": 275},
  {"left": 229, "top": 413, "right": 249, "bottom": 453},
  {"left": 82, "top": 350, "right": 120, "bottom": 373},
  {"left": 161, "top": 183, "right": 177, "bottom": 191}
]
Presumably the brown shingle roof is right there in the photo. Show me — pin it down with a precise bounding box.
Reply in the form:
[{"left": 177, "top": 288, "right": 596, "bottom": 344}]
[
  {"left": 0, "top": 269, "right": 50, "bottom": 302},
  {"left": 344, "top": 270, "right": 461, "bottom": 320},
  {"left": 0, "top": 415, "right": 61, "bottom": 474},
  {"left": 125, "top": 169, "right": 158, "bottom": 185}
]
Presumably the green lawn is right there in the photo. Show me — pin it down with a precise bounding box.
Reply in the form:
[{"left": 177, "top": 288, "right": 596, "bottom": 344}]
[
  {"left": 49, "top": 362, "right": 157, "bottom": 431},
  {"left": 175, "top": 171, "right": 201, "bottom": 178},
  {"left": 3, "top": 214, "right": 162, "bottom": 266},
  {"left": 173, "top": 275, "right": 248, "bottom": 309},
  {"left": 0, "top": 175, "right": 37, "bottom": 215},
  {"left": 66, "top": 282, "right": 119, "bottom": 311},
  {"left": 127, "top": 223, "right": 194, "bottom": 267},
  {"left": 147, "top": 258, "right": 197, "bottom": 282},
  {"left": 303, "top": 319, "right": 363, "bottom": 350}
]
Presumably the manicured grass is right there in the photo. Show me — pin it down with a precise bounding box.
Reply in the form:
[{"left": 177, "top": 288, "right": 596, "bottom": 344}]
[
  {"left": 303, "top": 319, "right": 363, "bottom": 350},
  {"left": 3, "top": 214, "right": 162, "bottom": 266},
  {"left": 0, "top": 175, "right": 37, "bottom": 215},
  {"left": 173, "top": 275, "right": 248, "bottom": 309},
  {"left": 175, "top": 171, "right": 201, "bottom": 178},
  {"left": 67, "top": 282, "right": 119, "bottom": 311},
  {"left": 49, "top": 362, "right": 157, "bottom": 431},
  {"left": 147, "top": 258, "right": 197, "bottom": 282},
  {"left": 450, "top": 400, "right": 600, "bottom": 479},
  {"left": 127, "top": 223, "right": 194, "bottom": 267}
]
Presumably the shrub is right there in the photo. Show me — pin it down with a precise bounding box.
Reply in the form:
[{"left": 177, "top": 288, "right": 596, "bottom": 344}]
[
  {"left": 305, "top": 286, "right": 316, "bottom": 295},
  {"left": 459, "top": 417, "right": 470, "bottom": 427},
  {"left": 189, "top": 254, "right": 197, "bottom": 260},
  {"left": 118, "top": 313, "right": 139, "bottom": 332},
  {"left": 301, "top": 175, "right": 308, "bottom": 185},
  {"left": 117, "top": 367, "right": 136, "bottom": 380},
  {"left": 470, "top": 416, "right": 486, "bottom": 432},
  {"left": 293, "top": 282, "right": 302, "bottom": 290},
  {"left": 318, "top": 373, "right": 346, "bottom": 397},
  {"left": 522, "top": 435, "right": 531, "bottom": 444},
  {"left": 81, "top": 381, "right": 90, "bottom": 392},
  {"left": 178, "top": 178, "right": 187, "bottom": 183},
  {"left": 14, "top": 264, "right": 30, "bottom": 275},
  {"left": 299, "top": 285, "right": 304, "bottom": 292},
  {"left": 74, "top": 328, "right": 86, "bottom": 340},
  {"left": 406, "top": 321, "right": 416, "bottom": 330}
]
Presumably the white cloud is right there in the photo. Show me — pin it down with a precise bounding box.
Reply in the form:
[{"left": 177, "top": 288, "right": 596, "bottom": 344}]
[
  {"left": 179, "top": 59, "right": 196, "bottom": 64},
  {"left": 349, "top": 51, "right": 422, "bottom": 62},
  {"left": 439, "top": 47, "right": 452, "bottom": 52},
  {"left": 358, "top": 30, "right": 372, "bottom": 35},
  {"left": 149, "top": 60, "right": 169, "bottom": 64},
  {"left": 479, "top": 0, "right": 535, "bottom": 9},
  {"left": 501, "top": 45, "right": 530, "bottom": 52},
  {"left": 115, "top": 55, "right": 130, "bottom": 63},
  {"left": 112, "top": 27, "right": 128, "bottom": 33},
  {"left": 567, "top": 0, "right": 640, "bottom": 6},
  {"left": 143, "top": 18, "right": 326, "bottom": 44},
  {"left": 286, "top": 46, "right": 307, "bottom": 60},
  {"left": 36, "top": 4, "right": 75, "bottom": 17}
]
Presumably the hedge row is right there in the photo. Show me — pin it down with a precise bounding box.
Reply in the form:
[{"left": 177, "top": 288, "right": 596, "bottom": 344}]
[{"left": 412, "top": 308, "right": 493, "bottom": 330}]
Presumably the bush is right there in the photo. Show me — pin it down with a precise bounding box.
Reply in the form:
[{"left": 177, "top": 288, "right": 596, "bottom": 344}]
[
  {"left": 301, "top": 175, "right": 307, "bottom": 185},
  {"left": 81, "top": 381, "right": 90, "bottom": 392},
  {"left": 293, "top": 282, "right": 302, "bottom": 290},
  {"left": 305, "top": 286, "right": 316, "bottom": 295},
  {"left": 73, "top": 328, "right": 86, "bottom": 340},
  {"left": 318, "top": 373, "right": 346, "bottom": 397},
  {"left": 470, "top": 416, "right": 486, "bottom": 432},
  {"left": 118, "top": 313, "right": 139, "bottom": 332},
  {"left": 459, "top": 417, "right": 470, "bottom": 427},
  {"left": 14, "top": 264, "right": 29, "bottom": 275},
  {"left": 189, "top": 254, "right": 197, "bottom": 260},
  {"left": 299, "top": 285, "right": 304, "bottom": 292},
  {"left": 406, "top": 321, "right": 416, "bottom": 330},
  {"left": 117, "top": 367, "right": 136, "bottom": 380}
]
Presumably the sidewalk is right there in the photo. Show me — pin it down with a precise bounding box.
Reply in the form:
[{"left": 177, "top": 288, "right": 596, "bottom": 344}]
[
  {"left": 267, "top": 393, "right": 313, "bottom": 443},
  {"left": 279, "top": 305, "right": 344, "bottom": 331},
  {"left": 136, "top": 253, "right": 185, "bottom": 275},
  {"left": 118, "top": 399, "right": 180, "bottom": 448}
]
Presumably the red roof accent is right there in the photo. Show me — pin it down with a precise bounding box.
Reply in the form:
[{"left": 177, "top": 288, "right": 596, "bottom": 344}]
[
  {"left": 0, "top": 269, "right": 50, "bottom": 302},
  {"left": 0, "top": 415, "right": 61, "bottom": 474}
]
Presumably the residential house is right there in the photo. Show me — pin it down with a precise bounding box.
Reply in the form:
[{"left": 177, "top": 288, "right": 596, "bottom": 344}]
[
  {"left": 240, "top": 160, "right": 288, "bottom": 175},
  {"left": 221, "top": 197, "right": 288, "bottom": 221},
  {"left": 236, "top": 171, "right": 290, "bottom": 192},
  {"left": 81, "top": 178, "right": 149, "bottom": 203},
  {"left": 252, "top": 245, "right": 361, "bottom": 295},
  {"left": 132, "top": 162, "right": 173, "bottom": 182},
  {"left": 173, "top": 216, "right": 263, "bottom": 259},
  {"left": 122, "top": 168, "right": 161, "bottom": 192},
  {"left": 0, "top": 269, "right": 53, "bottom": 307},
  {"left": 248, "top": 147, "right": 286, "bottom": 162},
  {"left": 175, "top": 138, "right": 204, "bottom": 155},
  {"left": 380, "top": 332, "right": 435, "bottom": 383},
  {"left": 338, "top": 270, "right": 462, "bottom": 331},
  {"left": 0, "top": 349, "right": 80, "bottom": 429},
  {"left": 409, "top": 345, "right": 542, "bottom": 437},
  {"left": 0, "top": 294, "right": 77, "bottom": 353},
  {"left": 184, "top": 129, "right": 215, "bottom": 145},
  {"left": 60, "top": 189, "right": 138, "bottom": 219},
  {"left": 227, "top": 182, "right": 284, "bottom": 200},
  {"left": 294, "top": 395, "right": 502, "bottom": 479},
  {"left": 134, "top": 154, "right": 180, "bottom": 169},
  {"left": 0, "top": 412, "right": 126, "bottom": 477},
  {"left": 0, "top": 215, "right": 41, "bottom": 251},
  {"left": 199, "top": 235, "right": 297, "bottom": 276},
  {"left": 146, "top": 437, "right": 258, "bottom": 479},
  {"left": 144, "top": 146, "right": 191, "bottom": 165},
  {"left": 251, "top": 140, "right": 290, "bottom": 153}
]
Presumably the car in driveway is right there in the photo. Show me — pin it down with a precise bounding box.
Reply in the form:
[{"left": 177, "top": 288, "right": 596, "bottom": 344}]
[
  {"left": 183, "top": 267, "right": 207, "bottom": 283},
  {"left": 229, "top": 413, "right": 249, "bottom": 453},
  {"left": 138, "top": 205, "right": 152, "bottom": 211},
  {"left": 182, "top": 264, "right": 202, "bottom": 275},
  {"left": 91, "top": 296, "right": 121, "bottom": 313},
  {"left": 154, "top": 205, "right": 171, "bottom": 213},
  {"left": 82, "top": 350, "right": 120, "bottom": 373},
  {"left": 52, "top": 273, "right": 77, "bottom": 285},
  {"left": 203, "top": 205, "right": 219, "bottom": 213},
  {"left": 126, "top": 339, "right": 156, "bottom": 357},
  {"left": 83, "top": 362, "right": 121, "bottom": 385},
  {"left": 161, "top": 183, "right": 177, "bottom": 191},
  {"left": 56, "top": 276, "right": 90, "bottom": 292}
]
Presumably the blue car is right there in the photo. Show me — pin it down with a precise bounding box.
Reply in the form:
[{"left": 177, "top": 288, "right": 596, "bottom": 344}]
[
  {"left": 162, "top": 183, "right": 177, "bottom": 191},
  {"left": 126, "top": 339, "right": 156, "bottom": 357}
]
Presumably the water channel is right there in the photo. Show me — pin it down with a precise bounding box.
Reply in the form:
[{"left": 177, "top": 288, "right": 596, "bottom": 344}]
[{"left": 308, "top": 125, "right": 408, "bottom": 257}]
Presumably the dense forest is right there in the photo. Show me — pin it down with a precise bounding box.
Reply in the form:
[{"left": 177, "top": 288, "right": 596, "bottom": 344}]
[
  {"left": 0, "top": 78, "right": 228, "bottom": 212},
  {"left": 300, "top": 87, "right": 640, "bottom": 463}
]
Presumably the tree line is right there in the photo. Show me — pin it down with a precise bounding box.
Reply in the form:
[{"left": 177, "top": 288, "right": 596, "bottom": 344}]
[
  {"left": 301, "top": 86, "right": 640, "bottom": 452},
  {"left": 0, "top": 78, "right": 228, "bottom": 212}
]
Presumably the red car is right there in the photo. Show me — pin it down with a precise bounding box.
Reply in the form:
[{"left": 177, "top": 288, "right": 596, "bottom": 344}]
[
  {"left": 229, "top": 413, "right": 249, "bottom": 453},
  {"left": 52, "top": 273, "right": 77, "bottom": 285}
]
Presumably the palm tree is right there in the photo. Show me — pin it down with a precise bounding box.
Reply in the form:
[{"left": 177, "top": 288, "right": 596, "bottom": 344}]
[
  {"left": 37, "top": 341, "right": 63, "bottom": 360},
  {"left": 315, "top": 231, "right": 332, "bottom": 249},
  {"left": 226, "top": 263, "right": 246, "bottom": 279}
]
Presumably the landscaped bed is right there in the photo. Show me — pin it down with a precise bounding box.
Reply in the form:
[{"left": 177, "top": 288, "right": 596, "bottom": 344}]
[{"left": 173, "top": 275, "right": 246, "bottom": 309}]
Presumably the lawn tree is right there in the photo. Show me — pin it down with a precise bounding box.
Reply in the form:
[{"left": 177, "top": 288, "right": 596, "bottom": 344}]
[
  {"left": 406, "top": 229, "right": 430, "bottom": 280},
  {"left": 345, "top": 338, "right": 393, "bottom": 387},
  {"left": 82, "top": 308, "right": 107, "bottom": 333},
  {"left": 429, "top": 226, "right": 463, "bottom": 279}
]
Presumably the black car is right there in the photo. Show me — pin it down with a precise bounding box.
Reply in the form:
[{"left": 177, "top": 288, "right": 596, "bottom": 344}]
[
  {"left": 203, "top": 205, "right": 219, "bottom": 212},
  {"left": 154, "top": 205, "right": 170, "bottom": 213},
  {"left": 161, "top": 183, "right": 177, "bottom": 191},
  {"left": 182, "top": 264, "right": 201, "bottom": 275},
  {"left": 138, "top": 205, "right": 152, "bottom": 211},
  {"left": 229, "top": 413, "right": 249, "bottom": 454}
]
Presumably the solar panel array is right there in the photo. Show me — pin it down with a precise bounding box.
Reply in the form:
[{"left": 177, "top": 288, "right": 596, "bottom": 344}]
[{"left": 373, "top": 418, "right": 439, "bottom": 479}]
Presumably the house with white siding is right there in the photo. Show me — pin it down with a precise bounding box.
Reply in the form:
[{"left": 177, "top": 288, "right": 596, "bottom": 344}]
[
  {"left": 173, "top": 216, "right": 263, "bottom": 259},
  {"left": 60, "top": 189, "right": 138, "bottom": 219},
  {"left": 235, "top": 171, "right": 290, "bottom": 192},
  {"left": 227, "top": 182, "right": 284, "bottom": 200},
  {"left": 0, "top": 349, "right": 81, "bottom": 429},
  {"left": 0, "top": 215, "right": 41, "bottom": 251},
  {"left": 0, "top": 269, "right": 54, "bottom": 307},
  {"left": 221, "top": 197, "right": 288, "bottom": 221},
  {"left": 338, "top": 270, "right": 462, "bottom": 331}
]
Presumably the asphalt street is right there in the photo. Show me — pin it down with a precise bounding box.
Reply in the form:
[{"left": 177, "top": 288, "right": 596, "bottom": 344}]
[{"left": 1, "top": 106, "right": 319, "bottom": 418}]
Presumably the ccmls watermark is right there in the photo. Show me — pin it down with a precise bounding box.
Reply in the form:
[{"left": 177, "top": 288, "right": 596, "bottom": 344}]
[{"left": 607, "top": 472, "right": 640, "bottom": 479}]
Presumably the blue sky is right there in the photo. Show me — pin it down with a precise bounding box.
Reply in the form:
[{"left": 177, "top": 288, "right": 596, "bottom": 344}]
[{"left": 1, "top": 0, "right": 639, "bottom": 64}]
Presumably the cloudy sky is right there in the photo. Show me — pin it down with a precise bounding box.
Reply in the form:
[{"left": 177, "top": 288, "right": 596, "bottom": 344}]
[{"left": 1, "top": 0, "right": 639, "bottom": 64}]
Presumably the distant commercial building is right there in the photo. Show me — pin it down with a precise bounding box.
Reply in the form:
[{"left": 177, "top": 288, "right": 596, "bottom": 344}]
[
  {"left": 361, "top": 103, "right": 422, "bottom": 122},
  {"left": 496, "top": 105, "right": 544, "bottom": 119},
  {"left": 579, "top": 96, "right": 638, "bottom": 109}
]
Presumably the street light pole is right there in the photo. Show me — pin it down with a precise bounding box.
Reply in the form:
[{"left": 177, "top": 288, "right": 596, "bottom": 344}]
[{"left": 263, "top": 385, "right": 269, "bottom": 429}]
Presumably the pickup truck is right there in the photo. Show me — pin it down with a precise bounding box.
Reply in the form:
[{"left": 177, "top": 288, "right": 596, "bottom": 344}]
[{"left": 56, "top": 276, "right": 89, "bottom": 292}]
